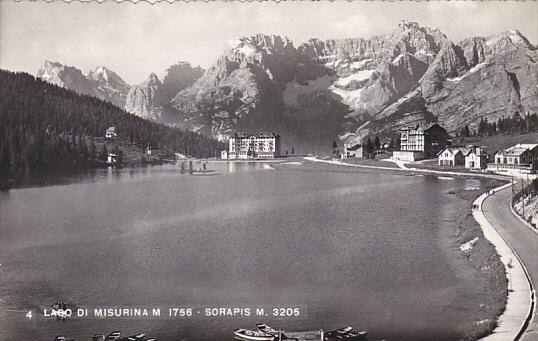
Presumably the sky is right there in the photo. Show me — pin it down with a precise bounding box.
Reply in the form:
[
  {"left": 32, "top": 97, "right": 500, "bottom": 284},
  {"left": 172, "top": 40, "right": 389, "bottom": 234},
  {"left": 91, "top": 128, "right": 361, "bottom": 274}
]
[{"left": 1, "top": 1, "right": 537, "bottom": 85}]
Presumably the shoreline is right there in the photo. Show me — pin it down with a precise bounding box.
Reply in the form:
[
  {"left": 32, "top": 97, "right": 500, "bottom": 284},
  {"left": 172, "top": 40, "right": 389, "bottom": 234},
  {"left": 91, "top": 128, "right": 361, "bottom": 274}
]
[
  {"left": 474, "top": 184, "right": 535, "bottom": 340},
  {"left": 304, "top": 156, "right": 533, "bottom": 340},
  {"left": 303, "top": 156, "right": 508, "bottom": 180}
]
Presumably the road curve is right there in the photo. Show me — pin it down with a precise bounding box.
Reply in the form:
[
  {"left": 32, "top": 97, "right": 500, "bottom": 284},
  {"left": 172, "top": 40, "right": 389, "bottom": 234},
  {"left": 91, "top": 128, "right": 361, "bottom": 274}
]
[{"left": 482, "top": 186, "right": 538, "bottom": 340}]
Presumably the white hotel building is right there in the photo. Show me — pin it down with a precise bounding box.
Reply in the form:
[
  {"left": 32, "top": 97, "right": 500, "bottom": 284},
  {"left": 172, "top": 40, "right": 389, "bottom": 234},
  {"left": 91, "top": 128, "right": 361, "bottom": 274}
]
[{"left": 221, "top": 132, "right": 281, "bottom": 160}]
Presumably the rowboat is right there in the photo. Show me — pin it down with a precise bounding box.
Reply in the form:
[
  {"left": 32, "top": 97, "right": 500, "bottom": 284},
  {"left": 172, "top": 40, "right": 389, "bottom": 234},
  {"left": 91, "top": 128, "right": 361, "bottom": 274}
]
[
  {"left": 191, "top": 169, "right": 218, "bottom": 176},
  {"left": 124, "top": 333, "right": 147, "bottom": 340},
  {"left": 233, "top": 328, "right": 275, "bottom": 341},
  {"left": 105, "top": 331, "right": 121, "bottom": 340},
  {"left": 325, "top": 327, "right": 368, "bottom": 340},
  {"left": 256, "top": 323, "right": 279, "bottom": 336}
]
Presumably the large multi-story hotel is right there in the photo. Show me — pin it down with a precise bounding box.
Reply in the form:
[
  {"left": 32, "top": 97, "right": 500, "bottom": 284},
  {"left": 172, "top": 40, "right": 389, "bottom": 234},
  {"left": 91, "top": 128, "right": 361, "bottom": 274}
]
[
  {"left": 221, "top": 132, "right": 281, "bottom": 159},
  {"left": 393, "top": 123, "right": 448, "bottom": 161}
]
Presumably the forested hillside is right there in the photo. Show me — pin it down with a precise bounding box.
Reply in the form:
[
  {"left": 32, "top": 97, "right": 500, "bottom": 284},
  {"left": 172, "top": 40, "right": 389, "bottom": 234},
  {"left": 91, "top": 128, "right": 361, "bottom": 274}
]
[{"left": 0, "top": 70, "right": 222, "bottom": 175}]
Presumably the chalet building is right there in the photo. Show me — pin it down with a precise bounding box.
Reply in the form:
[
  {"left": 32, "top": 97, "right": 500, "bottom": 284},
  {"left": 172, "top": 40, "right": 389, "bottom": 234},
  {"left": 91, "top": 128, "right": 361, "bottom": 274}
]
[
  {"left": 393, "top": 123, "right": 448, "bottom": 162},
  {"left": 438, "top": 147, "right": 465, "bottom": 167},
  {"left": 224, "top": 132, "right": 281, "bottom": 160},
  {"left": 105, "top": 127, "right": 117, "bottom": 140},
  {"left": 341, "top": 143, "right": 363, "bottom": 159},
  {"left": 488, "top": 144, "right": 538, "bottom": 174},
  {"left": 438, "top": 145, "right": 488, "bottom": 169},
  {"left": 465, "top": 146, "right": 489, "bottom": 169},
  {"left": 106, "top": 153, "right": 118, "bottom": 164}
]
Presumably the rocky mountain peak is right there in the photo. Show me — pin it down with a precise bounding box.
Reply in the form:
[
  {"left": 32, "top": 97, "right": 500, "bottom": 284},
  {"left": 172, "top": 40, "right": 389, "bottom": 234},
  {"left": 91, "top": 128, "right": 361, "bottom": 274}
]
[
  {"left": 485, "top": 29, "right": 534, "bottom": 51},
  {"left": 42, "top": 60, "right": 63, "bottom": 69},
  {"left": 396, "top": 20, "right": 422, "bottom": 32},
  {"left": 87, "top": 66, "right": 128, "bottom": 88},
  {"left": 88, "top": 66, "right": 110, "bottom": 81},
  {"left": 223, "top": 34, "right": 296, "bottom": 70},
  {"left": 146, "top": 73, "right": 161, "bottom": 86},
  {"left": 37, "top": 60, "right": 67, "bottom": 86},
  {"left": 37, "top": 61, "right": 129, "bottom": 108}
]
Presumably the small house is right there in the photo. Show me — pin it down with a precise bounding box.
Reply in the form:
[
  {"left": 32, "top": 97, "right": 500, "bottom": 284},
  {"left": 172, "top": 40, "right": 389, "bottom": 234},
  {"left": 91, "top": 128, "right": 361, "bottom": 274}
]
[
  {"left": 438, "top": 147, "right": 465, "bottom": 167},
  {"left": 464, "top": 145, "right": 489, "bottom": 169},
  {"left": 105, "top": 127, "right": 117, "bottom": 140},
  {"left": 106, "top": 153, "right": 118, "bottom": 164},
  {"left": 342, "top": 143, "right": 363, "bottom": 159}
]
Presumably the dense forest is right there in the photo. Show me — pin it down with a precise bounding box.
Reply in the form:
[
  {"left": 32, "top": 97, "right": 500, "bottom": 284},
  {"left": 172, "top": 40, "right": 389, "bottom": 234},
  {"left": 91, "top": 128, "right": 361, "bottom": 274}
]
[{"left": 0, "top": 70, "right": 223, "bottom": 176}]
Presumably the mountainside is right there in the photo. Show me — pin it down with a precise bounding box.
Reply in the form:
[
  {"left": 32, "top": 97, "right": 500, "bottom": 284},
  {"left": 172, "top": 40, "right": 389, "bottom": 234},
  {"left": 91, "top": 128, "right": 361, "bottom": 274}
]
[
  {"left": 171, "top": 34, "right": 348, "bottom": 149},
  {"left": 124, "top": 62, "right": 203, "bottom": 122},
  {"left": 367, "top": 29, "right": 538, "bottom": 144},
  {"left": 171, "top": 21, "right": 537, "bottom": 150},
  {"left": 37, "top": 21, "right": 538, "bottom": 152},
  {"left": 37, "top": 61, "right": 129, "bottom": 108},
  {"left": 37, "top": 61, "right": 204, "bottom": 124},
  {"left": 125, "top": 73, "right": 163, "bottom": 121}
]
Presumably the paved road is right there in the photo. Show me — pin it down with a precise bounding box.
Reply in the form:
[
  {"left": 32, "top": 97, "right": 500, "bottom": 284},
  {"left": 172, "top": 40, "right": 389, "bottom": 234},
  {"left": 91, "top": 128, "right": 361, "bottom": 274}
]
[{"left": 483, "top": 186, "right": 538, "bottom": 340}]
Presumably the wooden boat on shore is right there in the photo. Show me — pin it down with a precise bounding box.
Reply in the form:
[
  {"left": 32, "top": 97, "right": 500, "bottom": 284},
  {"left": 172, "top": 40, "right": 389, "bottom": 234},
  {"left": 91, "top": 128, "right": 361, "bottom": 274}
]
[
  {"left": 279, "top": 329, "right": 324, "bottom": 341},
  {"left": 234, "top": 328, "right": 275, "bottom": 341},
  {"left": 256, "top": 323, "right": 279, "bottom": 336},
  {"left": 122, "top": 333, "right": 147, "bottom": 341},
  {"left": 325, "top": 327, "right": 367, "bottom": 340},
  {"left": 238, "top": 324, "right": 365, "bottom": 341},
  {"left": 105, "top": 331, "right": 121, "bottom": 340}
]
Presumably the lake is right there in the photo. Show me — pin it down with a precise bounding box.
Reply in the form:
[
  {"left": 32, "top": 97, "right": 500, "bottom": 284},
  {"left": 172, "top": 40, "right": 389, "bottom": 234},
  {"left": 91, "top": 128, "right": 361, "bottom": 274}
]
[{"left": 0, "top": 161, "right": 494, "bottom": 340}]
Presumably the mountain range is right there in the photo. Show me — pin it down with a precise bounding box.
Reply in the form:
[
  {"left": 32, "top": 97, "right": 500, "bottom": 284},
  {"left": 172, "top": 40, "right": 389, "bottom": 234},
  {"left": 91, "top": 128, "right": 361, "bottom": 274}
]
[{"left": 37, "top": 20, "right": 538, "bottom": 151}]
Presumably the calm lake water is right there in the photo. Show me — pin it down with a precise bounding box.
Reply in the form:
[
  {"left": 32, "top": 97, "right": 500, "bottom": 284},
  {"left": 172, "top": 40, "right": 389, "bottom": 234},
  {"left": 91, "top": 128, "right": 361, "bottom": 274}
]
[{"left": 0, "top": 161, "right": 490, "bottom": 340}]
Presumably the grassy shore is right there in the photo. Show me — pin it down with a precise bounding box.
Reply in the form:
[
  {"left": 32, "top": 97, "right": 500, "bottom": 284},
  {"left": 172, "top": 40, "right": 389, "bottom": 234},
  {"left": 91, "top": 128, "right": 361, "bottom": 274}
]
[{"left": 450, "top": 178, "right": 508, "bottom": 339}]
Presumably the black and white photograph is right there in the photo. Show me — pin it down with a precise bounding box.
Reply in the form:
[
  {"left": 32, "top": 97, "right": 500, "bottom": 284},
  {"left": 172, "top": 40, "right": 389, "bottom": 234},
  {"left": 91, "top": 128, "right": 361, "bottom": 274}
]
[{"left": 0, "top": 1, "right": 537, "bottom": 340}]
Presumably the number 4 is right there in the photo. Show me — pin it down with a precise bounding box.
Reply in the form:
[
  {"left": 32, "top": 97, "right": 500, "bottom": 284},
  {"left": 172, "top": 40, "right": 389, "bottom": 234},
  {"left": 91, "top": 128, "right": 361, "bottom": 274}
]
[{"left": 26, "top": 310, "right": 32, "bottom": 319}]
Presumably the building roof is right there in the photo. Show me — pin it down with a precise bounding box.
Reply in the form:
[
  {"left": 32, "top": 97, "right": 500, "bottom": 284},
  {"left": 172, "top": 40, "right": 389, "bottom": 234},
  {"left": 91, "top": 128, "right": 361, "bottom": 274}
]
[
  {"left": 503, "top": 148, "right": 530, "bottom": 156},
  {"left": 501, "top": 143, "right": 538, "bottom": 156},
  {"left": 514, "top": 143, "right": 538, "bottom": 151},
  {"left": 438, "top": 147, "right": 464, "bottom": 157},
  {"left": 346, "top": 144, "right": 361, "bottom": 151},
  {"left": 438, "top": 145, "right": 487, "bottom": 157},
  {"left": 400, "top": 122, "right": 445, "bottom": 133},
  {"left": 232, "top": 132, "right": 279, "bottom": 138}
]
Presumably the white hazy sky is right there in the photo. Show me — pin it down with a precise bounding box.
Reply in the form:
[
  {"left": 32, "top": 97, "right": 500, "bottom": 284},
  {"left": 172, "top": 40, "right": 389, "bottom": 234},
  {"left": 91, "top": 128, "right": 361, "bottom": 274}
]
[{"left": 1, "top": 1, "right": 537, "bottom": 84}]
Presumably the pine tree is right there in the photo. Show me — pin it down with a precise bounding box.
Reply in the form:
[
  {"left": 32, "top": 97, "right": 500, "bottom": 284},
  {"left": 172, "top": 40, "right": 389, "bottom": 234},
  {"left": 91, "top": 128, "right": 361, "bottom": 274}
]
[
  {"left": 374, "top": 136, "right": 381, "bottom": 150},
  {"left": 366, "top": 138, "right": 374, "bottom": 158}
]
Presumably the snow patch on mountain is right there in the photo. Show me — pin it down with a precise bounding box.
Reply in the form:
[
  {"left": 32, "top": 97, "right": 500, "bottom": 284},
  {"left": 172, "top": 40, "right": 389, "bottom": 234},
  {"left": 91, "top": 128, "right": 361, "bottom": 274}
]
[
  {"left": 446, "top": 62, "right": 487, "bottom": 82},
  {"left": 330, "top": 85, "right": 364, "bottom": 109},
  {"left": 335, "top": 70, "right": 376, "bottom": 87}
]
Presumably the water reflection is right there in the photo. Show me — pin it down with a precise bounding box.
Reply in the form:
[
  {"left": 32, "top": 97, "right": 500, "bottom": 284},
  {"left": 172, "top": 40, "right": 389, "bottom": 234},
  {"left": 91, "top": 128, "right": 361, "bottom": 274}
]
[{"left": 3, "top": 161, "right": 276, "bottom": 191}]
